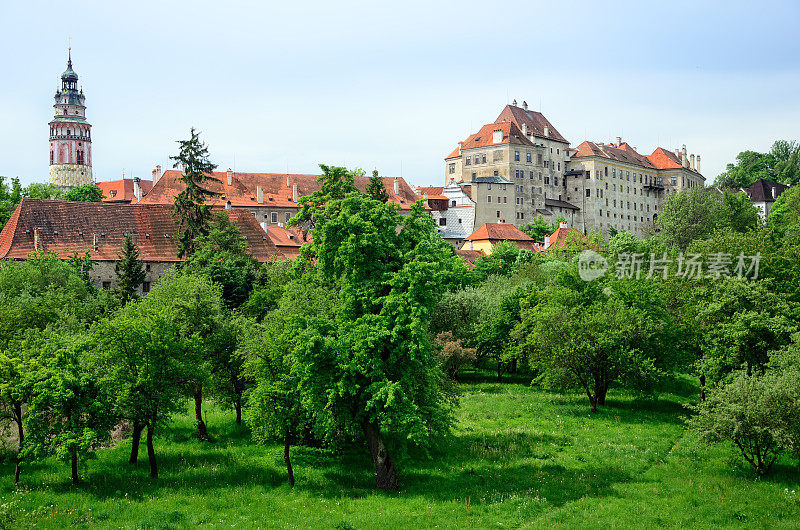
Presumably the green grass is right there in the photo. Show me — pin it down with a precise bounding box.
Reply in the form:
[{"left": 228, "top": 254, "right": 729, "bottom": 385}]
[{"left": 1, "top": 381, "right": 798, "bottom": 528}]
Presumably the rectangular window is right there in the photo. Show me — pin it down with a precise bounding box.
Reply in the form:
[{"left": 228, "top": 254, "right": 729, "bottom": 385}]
[
  {"left": 537, "top": 154, "right": 543, "bottom": 165},
  {"left": 496, "top": 210, "right": 501, "bottom": 218},
  {"left": 526, "top": 152, "right": 532, "bottom": 163},
  {"left": 529, "top": 171, "right": 534, "bottom": 179},
  {"left": 142, "top": 281, "right": 151, "bottom": 293},
  {"left": 493, "top": 170, "right": 499, "bottom": 176},
  {"left": 271, "top": 212, "right": 278, "bottom": 223},
  {"left": 503, "top": 197, "right": 507, "bottom": 203},
  {"left": 448, "top": 163, "right": 455, "bottom": 174},
  {"left": 102, "top": 281, "right": 111, "bottom": 290},
  {"left": 586, "top": 189, "right": 591, "bottom": 197},
  {"left": 482, "top": 154, "right": 487, "bottom": 163},
  {"left": 544, "top": 177, "right": 550, "bottom": 184},
  {"left": 465, "top": 156, "right": 471, "bottom": 166},
  {"left": 514, "top": 151, "right": 520, "bottom": 161},
  {"left": 439, "top": 218, "right": 446, "bottom": 226},
  {"left": 285, "top": 213, "right": 291, "bottom": 222},
  {"left": 487, "top": 196, "right": 492, "bottom": 202},
  {"left": 488, "top": 183, "right": 492, "bottom": 190}
]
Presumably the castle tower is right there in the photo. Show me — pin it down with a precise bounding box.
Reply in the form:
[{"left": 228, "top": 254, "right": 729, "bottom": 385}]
[{"left": 49, "top": 49, "right": 93, "bottom": 189}]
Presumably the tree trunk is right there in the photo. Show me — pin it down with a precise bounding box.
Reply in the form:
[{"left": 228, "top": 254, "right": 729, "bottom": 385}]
[
  {"left": 284, "top": 431, "right": 295, "bottom": 487},
  {"left": 129, "top": 421, "right": 144, "bottom": 464},
  {"left": 71, "top": 447, "right": 79, "bottom": 485},
  {"left": 13, "top": 402, "right": 23, "bottom": 485},
  {"left": 362, "top": 421, "right": 398, "bottom": 491},
  {"left": 194, "top": 385, "right": 208, "bottom": 440},
  {"left": 699, "top": 374, "right": 706, "bottom": 402},
  {"left": 235, "top": 394, "right": 242, "bottom": 426},
  {"left": 511, "top": 358, "right": 518, "bottom": 374},
  {"left": 596, "top": 383, "right": 608, "bottom": 406},
  {"left": 146, "top": 422, "right": 158, "bottom": 479}
]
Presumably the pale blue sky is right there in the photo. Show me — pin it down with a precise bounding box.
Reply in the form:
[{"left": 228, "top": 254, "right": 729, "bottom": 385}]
[{"left": 1, "top": 0, "right": 799, "bottom": 187}]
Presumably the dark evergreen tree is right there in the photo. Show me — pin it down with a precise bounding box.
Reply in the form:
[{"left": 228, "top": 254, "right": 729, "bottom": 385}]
[
  {"left": 170, "top": 128, "right": 220, "bottom": 258},
  {"left": 366, "top": 169, "right": 389, "bottom": 203},
  {"left": 115, "top": 235, "right": 146, "bottom": 305}
]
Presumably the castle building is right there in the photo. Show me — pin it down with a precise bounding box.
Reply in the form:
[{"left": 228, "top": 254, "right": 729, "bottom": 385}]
[
  {"left": 49, "top": 50, "right": 93, "bottom": 189},
  {"left": 443, "top": 101, "right": 705, "bottom": 238}
]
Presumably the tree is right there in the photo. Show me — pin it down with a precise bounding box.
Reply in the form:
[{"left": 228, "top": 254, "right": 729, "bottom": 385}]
[
  {"left": 288, "top": 164, "right": 358, "bottom": 235},
  {"left": 768, "top": 186, "right": 800, "bottom": 237},
  {"left": 291, "top": 191, "right": 459, "bottom": 490},
  {"left": 207, "top": 316, "right": 248, "bottom": 425},
  {"left": 22, "top": 332, "right": 115, "bottom": 485},
  {"left": 366, "top": 169, "right": 389, "bottom": 203},
  {"left": 140, "top": 272, "right": 225, "bottom": 441},
  {"left": 63, "top": 183, "right": 104, "bottom": 202},
  {"left": 715, "top": 140, "right": 800, "bottom": 188},
  {"left": 22, "top": 182, "right": 62, "bottom": 200},
  {"left": 0, "top": 176, "right": 22, "bottom": 231},
  {"left": 115, "top": 235, "right": 145, "bottom": 305},
  {"left": 435, "top": 331, "right": 477, "bottom": 381},
  {"left": 695, "top": 278, "right": 796, "bottom": 385},
  {"left": 516, "top": 272, "right": 658, "bottom": 412},
  {"left": 92, "top": 277, "right": 202, "bottom": 478},
  {"left": 242, "top": 280, "right": 330, "bottom": 486},
  {"left": 689, "top": 371, "right": 789, "bottom": 475},
  {"left": 520, "top": 216, "right": 563, "bottom": 241},
  {"left": 0, "top": 253, "right": 110, "bottom": 483},
  {"left": 170, "top": 128, "right": 220, "bottom": 258},
  {"left": 184, "top": 211, "right": 258, "bottom": 308},
  {"left": 656, "top": 188, "right": 759, "bottom": 249}
]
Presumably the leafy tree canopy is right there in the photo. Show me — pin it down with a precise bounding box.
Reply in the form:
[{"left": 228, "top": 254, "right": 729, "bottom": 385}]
[
  {"left": 715, "top": 140, "right": 800, "bottom": 188},
  {"left": 63, "top": 183, "right": 104, "bottom": 202}
]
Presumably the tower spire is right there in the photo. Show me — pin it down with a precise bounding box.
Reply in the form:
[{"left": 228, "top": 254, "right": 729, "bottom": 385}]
[{"left": 68, "top": 36, "right": 72, "bottom": 67}]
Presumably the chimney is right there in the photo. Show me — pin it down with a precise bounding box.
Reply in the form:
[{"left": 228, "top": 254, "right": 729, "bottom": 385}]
[
  {"left": 492, "top": 129, "right": 503, "bottom": 144},
  {"left": 522, "top": 123, "right": 528, "bottom": 136},
  {"left": 227, "top": 168, "right": 232, "bottom": 186},
  {"left": 690, "top": 154, "right": 695, "bottom": 170},
  {"left": 393, "top": 177, "right": 399, "bottom": 196},
  {"left": 544, "top": 235, "right": 550, "bottom": 249},
  {"left": 544, "top": 126, "right": 550, "bottom": 137},
  {"left": 696, "top": 155, "right": 701, "bottom": 173},
  {"left": 92, "top": 233, "right": 98, "bottom": 252},
  {"left": 512, "top": 99, "right": 517, "bottom": 106},
  {"left": 152, "top": 164, "right": 162, "bottom": 184},
  {"left": 34, "top": 229, "right": 40, "bottom": 251},
  {"left": 616, "top": 136, "right": 622, "bottom": 147},
  {"left": 292, "top": 184, "right": 298, "bottom": 203},
  {"left": 681, "top": 145, "right": 687, "bottom": 167},
  {"left": 256, "top": 186, "right": 264, "bottom": 204},
  {"left": 133, "top": 177, "right": 141, "bottom": 200},
  {"left": 286, "top": 176, "right": 291, "bottom": 188},
  {"left": 522, "top": 100, "right": 528, "bottom": 110}
]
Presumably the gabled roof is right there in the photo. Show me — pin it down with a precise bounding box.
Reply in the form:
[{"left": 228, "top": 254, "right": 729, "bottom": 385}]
[
  {"left": 456, "top": 249, "right": 484, "bottom": 266},
  {"left": 544, "top": 198, "right": 580, "bottom": 210},
  {"left": 138, "top": 171, "right": 421, "bottom": 210},
  {"left": 418, "top": 186, "right": 447, "bottom": 200},
  {"left": 445, "top": 147, "right": 461, "bottom": 160},
  {"left": 646, "top": 147, "right": 702, "bottom": 176},
  {"left": 456, "top": 121, "right": 535, "bottom": 152},
  {"left": 744, "top": 178, "right": 790, "bottom": 202},
  {"left": 465, "top": 222, "right": 535, "bottom": 242},
  {"left": 573, "top": 141, "right": 657, "bottom": 170},
  {"left": 0, "top": 199, "right": 283, "bottom": 262},
  {"left": 97, "top": 179, "right": 153, "bottom": 203},
  {"left": 495, "top": 104, "right": 569, "bottom": 144},
  {"left": 264, "top": 225, "right": 311, "bottom": 259}
]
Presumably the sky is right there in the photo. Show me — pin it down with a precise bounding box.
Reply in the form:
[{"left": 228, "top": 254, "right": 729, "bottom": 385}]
[{"left": 1, "top": 0, "right": 799, "bottom": 188}]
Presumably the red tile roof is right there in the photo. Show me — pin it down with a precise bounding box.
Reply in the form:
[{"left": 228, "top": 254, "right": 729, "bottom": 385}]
[
  {"left": 264, "top": 225, "right": 311, "bottom": 259},
  {"left": 97, "top": 179, "right": 153, "bottom": 203},
  {"left": 455, "top": 249, "right": 484, "bottom": 266},
  {"left": 495, "top": 104, "right": 569, "bottom": 144},
  {"left": 465, "top": 222, "right": 535, "bottom": 242},
  {"left": 138, "top": 171, "right": 421, "bottom": 210},
  {"left": 445, "top": 147, "right": 461, "bottom": 160},
  {"left": 647, "top": 147, "right": 696, "bottom": 171},
  {"left": 418, "top": 186, "right": 448, "bottom": 200},
  {"left": 0, "top": 199, "right": 283, "bottom": 262},
  {"left": 454, "top": 122, "right": 535, "bottom": 153},
  {"left": 572, "top": 141, "right": 657, "bottom": 170}
]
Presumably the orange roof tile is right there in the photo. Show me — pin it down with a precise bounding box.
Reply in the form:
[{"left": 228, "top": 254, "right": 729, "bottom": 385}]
[
  {"left": 495, "top": 104, "right": 569, "bottom": 144},
  {"left": 647, "top": 147, "right": 687, "bottom": 170},
  {"left": 97, "top": 179, "right": 153, "bottom": 203},
  {"left": 445, "top": 147, "right": 461, "bottom": 160},
  {"left": 572, "top": 141, "right": 657, "bottom": 170},
  {"left": 452, "top": 122, "right": 535, "bottom": 155},
  {"left": 0, "top": 199, "right": 283, "bottom": 262},
  {"left": 138, "top": 171, "right": 421, "bottom": 210},
  {"left": 465, "top": 222, "right": 535, "bottom": 242}
]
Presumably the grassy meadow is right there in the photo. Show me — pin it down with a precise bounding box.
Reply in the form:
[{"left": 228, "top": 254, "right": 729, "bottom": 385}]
[{"left": 1, "top": 375, "right": 798, "bottom": 528}]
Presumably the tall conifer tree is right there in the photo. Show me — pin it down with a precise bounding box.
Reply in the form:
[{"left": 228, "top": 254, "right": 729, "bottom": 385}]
[{"left": 115, "top": 235, "right": 146, "bottom": 305}]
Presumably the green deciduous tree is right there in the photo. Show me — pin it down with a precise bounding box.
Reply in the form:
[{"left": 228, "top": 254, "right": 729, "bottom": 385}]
[
  {"left": 656, "top": 188, "right": 760, "bottom": 249},
  {"left": 715, "top": 140, "right": 800, "bottom": 188},
  {"left": 695, "top": 278, "right": 796, "bottom": 384},
  {"left": 22, "top": 182, "right": 62, "bottom": 200},
  {"left": 22, "top": 332, "right": 115, "bottom": 485},
  {"left": 184, "top": 211, "right": 258, "bottom": 308},
  {"left": 170, "top": 128, "right": 220, "bottom": 258},
  {"left": 63, "top": 183, "right": 104, "bottom": 202},
  {"left": 0, "top": 176, "right": 22, "bottom": 231},
  {"left": 291, "top": 191, "right": 459, "bottom": 490},
  {"left": 115, "top": 235, "right": 145, "bottom": 305}
]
